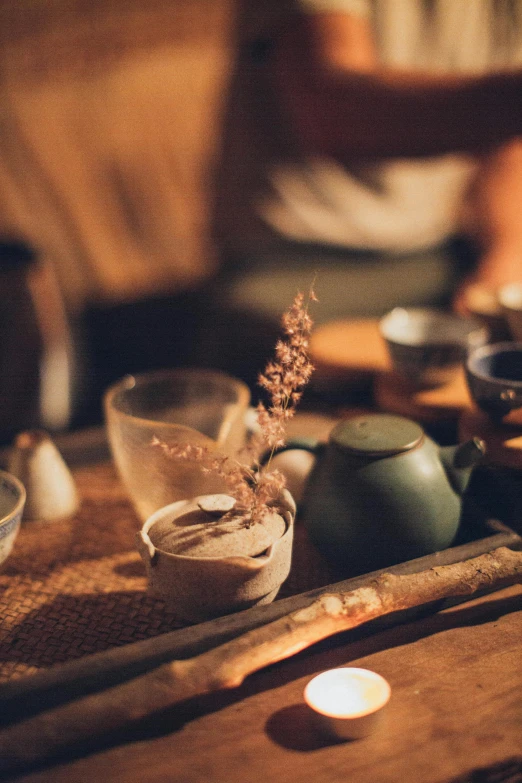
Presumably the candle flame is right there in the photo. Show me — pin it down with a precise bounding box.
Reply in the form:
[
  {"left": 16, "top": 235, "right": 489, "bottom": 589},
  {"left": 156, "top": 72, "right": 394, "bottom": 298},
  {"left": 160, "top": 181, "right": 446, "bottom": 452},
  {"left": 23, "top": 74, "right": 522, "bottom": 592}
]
[{"left": 304, "top": 668, "right": 390, "bottom": 719}]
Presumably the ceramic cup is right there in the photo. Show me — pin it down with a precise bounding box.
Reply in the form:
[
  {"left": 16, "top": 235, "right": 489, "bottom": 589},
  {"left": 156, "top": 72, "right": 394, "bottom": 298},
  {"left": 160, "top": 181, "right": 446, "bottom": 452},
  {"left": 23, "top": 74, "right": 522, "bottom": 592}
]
[
  {"left": 379, "top": 307, "right": 488, "bottom": 388},
  {"left": 104, "top": 368, "right": 251, "bottom": 521},
  {"left": 136, "top": 490, "right": 296, "bottom": 623},
  {"left": 465, "top": 341, "right": 522, "bottom": 418},
  {"left": 462, "top": 283, "right": 510, "bottom": 342},
  {"left": 0, "top": 469, "right": 26, "bottom": 568},
  {"left": 498, "top": 282, "right": 522, "bottom": 342}
]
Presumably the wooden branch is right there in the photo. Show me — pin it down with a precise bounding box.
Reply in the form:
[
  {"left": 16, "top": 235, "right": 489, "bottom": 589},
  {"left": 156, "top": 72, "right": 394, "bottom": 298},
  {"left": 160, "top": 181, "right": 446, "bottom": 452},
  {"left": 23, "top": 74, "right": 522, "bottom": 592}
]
[
  {"left": 1, "top": 520, "right": 519, "bottom": 725},
  {"left": 1, "top": 546, "right": 521, "bottom": 777}
]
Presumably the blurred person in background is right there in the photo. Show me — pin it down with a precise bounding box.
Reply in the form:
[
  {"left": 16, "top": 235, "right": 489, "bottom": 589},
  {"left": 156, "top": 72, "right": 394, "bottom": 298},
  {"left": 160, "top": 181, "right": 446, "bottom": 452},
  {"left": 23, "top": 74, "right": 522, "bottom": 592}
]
[
  {"left": 213, "top": 0, "right": 522, "bottom": 347},
  {"left": 2, "top": 1, "right": 522, "bottom": 433}
]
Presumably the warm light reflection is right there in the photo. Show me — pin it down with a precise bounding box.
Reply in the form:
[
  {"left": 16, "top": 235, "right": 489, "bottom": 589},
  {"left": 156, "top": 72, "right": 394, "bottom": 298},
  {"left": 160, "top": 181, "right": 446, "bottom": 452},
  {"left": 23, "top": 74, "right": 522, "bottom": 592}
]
[{"left": 304, "top": 668, "right": 391, "bottom": 718}]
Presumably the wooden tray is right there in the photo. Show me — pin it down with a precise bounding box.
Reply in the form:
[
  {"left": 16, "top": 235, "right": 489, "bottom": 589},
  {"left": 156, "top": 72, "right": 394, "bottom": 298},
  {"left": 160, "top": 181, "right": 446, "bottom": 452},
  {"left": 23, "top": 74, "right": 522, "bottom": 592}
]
[{"left": 0, "top": 423, "right": 520, "bottom": 723}]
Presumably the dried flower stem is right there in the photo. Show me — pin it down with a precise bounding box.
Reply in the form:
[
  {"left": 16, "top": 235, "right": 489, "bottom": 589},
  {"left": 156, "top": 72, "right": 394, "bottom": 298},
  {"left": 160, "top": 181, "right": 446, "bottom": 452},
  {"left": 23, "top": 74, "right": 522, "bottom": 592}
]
[
  {"left": 153, "top": 284, "right": 317, "bottom": 525},
  {"left": 256, "top": 283, "right": 317, "bottom": 470}
]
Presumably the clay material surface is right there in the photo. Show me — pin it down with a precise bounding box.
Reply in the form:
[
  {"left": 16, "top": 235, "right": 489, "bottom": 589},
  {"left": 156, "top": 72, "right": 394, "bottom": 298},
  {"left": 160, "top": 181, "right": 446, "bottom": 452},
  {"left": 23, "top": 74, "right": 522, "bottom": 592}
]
[{"left": 137, "top": 491, "right": 296, "bottom": 623}]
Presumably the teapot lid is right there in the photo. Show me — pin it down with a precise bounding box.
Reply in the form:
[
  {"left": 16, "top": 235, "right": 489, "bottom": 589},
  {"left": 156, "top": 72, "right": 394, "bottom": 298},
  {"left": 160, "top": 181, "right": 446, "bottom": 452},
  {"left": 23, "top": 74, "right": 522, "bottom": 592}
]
[{"left": 331, "top": 414, "right": 423, "bottom": 456}]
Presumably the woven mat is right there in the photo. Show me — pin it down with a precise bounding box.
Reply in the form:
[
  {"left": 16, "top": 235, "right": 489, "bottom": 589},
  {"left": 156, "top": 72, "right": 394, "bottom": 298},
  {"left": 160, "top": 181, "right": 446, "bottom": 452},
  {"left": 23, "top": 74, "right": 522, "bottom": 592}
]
[{"left": 0, "top": 459, "right": 334, "bottom": 683}]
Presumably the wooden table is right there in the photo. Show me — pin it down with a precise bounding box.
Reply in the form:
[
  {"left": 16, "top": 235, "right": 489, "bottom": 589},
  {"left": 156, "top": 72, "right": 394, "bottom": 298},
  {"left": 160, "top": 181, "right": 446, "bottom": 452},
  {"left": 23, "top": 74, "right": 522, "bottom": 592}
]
[{"left": 1, "top": 420, "right": 521, "bottom": 782}]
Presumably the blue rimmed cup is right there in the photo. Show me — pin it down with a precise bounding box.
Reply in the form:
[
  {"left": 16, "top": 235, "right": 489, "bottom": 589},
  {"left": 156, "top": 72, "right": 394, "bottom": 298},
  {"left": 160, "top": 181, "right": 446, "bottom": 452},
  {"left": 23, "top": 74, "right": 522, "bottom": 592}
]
[{"left": 465, "top": 341, "right": 522, "bottom": 419}]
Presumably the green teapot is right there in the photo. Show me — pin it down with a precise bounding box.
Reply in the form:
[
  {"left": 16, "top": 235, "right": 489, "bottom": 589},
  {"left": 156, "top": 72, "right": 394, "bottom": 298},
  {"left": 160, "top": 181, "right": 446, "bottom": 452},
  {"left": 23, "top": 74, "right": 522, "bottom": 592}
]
[{"left": 282, "top": 414, "right": 485, "bottom": 575}]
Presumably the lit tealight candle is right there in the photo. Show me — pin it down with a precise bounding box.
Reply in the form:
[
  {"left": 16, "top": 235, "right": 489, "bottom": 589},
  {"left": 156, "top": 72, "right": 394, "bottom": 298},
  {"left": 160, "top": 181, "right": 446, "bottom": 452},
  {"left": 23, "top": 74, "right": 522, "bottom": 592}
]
[{"left": 304, "top": 667, "right": 391, "bottom": 740}]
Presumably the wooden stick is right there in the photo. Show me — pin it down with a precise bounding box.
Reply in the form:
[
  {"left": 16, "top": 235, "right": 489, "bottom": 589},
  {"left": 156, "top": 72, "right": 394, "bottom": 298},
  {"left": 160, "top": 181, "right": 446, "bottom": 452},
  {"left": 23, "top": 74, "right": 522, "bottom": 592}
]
[
  {"left": 1, "top": 546, "right": 521, "bottom": 777},
  {"left": 1, "top": 520, "right": 519, "bottom": 726}
]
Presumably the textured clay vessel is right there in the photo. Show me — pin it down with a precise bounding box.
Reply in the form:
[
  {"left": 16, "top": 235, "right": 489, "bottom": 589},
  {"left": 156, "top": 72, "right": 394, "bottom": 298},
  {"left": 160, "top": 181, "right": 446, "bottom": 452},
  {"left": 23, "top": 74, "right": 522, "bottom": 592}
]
[{"left": 137, "top": 489, "right": 296, "bottom": 623}]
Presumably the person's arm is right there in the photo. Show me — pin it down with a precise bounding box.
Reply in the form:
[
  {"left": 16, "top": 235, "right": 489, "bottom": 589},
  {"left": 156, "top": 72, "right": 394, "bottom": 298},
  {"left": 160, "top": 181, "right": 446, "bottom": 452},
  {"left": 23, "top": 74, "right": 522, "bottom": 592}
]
[{"left": 272, "top": 12, "right": 522, "bottom": 161}]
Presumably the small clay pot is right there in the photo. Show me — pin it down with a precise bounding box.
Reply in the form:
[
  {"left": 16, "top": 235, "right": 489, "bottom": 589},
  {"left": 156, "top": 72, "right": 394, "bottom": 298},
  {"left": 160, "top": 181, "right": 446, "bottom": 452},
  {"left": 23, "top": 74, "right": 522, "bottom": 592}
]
[{"left": 137, "top": 490, "right": 296, "bottom": 623}]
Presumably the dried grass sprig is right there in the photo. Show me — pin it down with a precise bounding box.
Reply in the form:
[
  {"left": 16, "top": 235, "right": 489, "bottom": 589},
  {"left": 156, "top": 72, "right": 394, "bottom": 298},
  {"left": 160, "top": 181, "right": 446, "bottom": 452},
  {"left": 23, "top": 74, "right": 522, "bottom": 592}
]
[
  {"left": 255, "top": 287, "right": 317, "bottom": 460},
  {"left": 152, "top": 285, "right": 317, "bottom": 526}
]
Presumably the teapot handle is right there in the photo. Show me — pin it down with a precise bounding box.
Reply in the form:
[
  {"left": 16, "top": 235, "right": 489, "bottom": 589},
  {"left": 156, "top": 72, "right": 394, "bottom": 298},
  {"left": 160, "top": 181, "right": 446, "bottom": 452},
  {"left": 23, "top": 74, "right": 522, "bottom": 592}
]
[
  {"left": 259, "top": 436, "right": 324, "bottom": 466},
  {"left": 259, "top": 438, "right": 325, "bottom": 504}
]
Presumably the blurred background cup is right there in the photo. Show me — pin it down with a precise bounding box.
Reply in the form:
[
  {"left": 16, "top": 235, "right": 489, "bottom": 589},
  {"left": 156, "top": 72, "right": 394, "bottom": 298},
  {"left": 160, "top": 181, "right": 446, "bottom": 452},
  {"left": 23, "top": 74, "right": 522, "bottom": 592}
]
[
  {"left": 465, "top": 341, "right": 522, "bottom": 419},
  {"left": 104, "top": 368, "right": 251, "bottom": 521},
  {"left": 379, "top": 307, "right": 488, "bottom": 388},
  {"left": 461, "top": 282, "right": 511, "bottom": 342},
  {"left": 0, "top": 469, "right": 26, "bottom": 568},
  {"left": 498, "top": 282, "right": 522, "bottom": 342}
]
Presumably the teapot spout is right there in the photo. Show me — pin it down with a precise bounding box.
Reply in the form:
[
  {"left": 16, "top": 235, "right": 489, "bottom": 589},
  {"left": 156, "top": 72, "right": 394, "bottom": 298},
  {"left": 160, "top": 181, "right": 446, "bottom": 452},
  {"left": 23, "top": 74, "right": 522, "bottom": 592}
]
[{"left": 440, "top": 438, "right": 486, "bottom": 496}]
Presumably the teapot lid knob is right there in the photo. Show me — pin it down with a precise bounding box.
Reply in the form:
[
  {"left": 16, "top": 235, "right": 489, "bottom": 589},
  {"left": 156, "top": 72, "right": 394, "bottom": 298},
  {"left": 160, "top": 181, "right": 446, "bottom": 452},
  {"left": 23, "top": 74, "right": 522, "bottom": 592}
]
[{"left": 331, "top": 414, "right": 423, "bottom": 456}]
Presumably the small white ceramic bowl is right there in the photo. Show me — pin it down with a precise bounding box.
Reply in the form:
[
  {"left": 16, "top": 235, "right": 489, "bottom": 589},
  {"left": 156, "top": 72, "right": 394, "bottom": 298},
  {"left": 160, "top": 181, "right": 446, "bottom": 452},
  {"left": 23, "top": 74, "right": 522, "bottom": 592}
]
[
  {"left": 0, "top": 469, "right": 26, "bottom": 567},
  {"left": 380, "top": 307, "right": 488, "bottom": 387}
]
